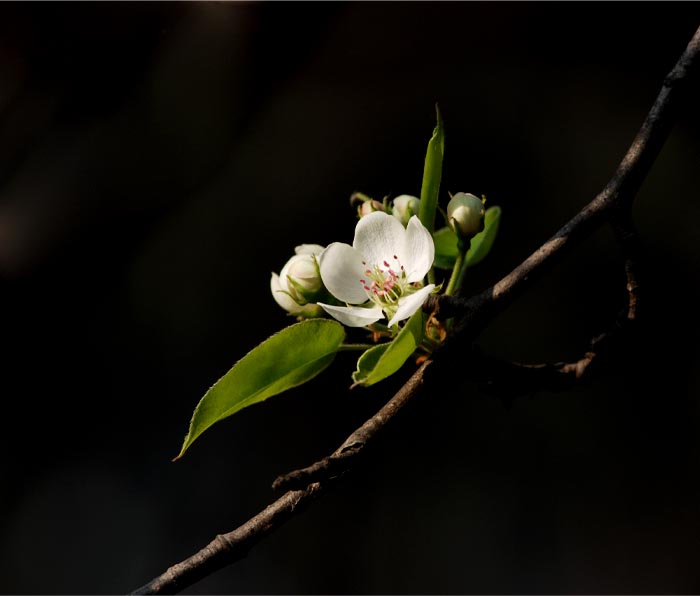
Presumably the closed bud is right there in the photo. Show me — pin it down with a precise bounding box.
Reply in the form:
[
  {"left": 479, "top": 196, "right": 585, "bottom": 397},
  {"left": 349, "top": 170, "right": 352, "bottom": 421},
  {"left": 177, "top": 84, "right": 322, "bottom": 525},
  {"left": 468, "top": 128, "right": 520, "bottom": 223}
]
[
  {"left": 271, "top": 245, "right": 325, "bottom": 318},
  {"left": 447, "top": 192, "right": 485, "bottom": 239},
  {"left": 391, "top": 195, "right": 421, "bottom": 226},
  {"left": 358, "top": 199, "right": 386, "bottom": 218},
  {"left": 286, "top": 254, "right": 322, "bottom": 296}
]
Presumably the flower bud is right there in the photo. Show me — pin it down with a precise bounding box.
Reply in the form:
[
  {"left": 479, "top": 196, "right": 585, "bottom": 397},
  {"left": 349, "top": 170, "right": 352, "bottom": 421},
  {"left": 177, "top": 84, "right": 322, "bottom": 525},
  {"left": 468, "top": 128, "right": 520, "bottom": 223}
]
[
  {"left": 271, "top": 245, "right": 325, "bottom": 318},
  {"left": 391, "top": 195, "right": 421, "bottom": 226},
  {"left": 286, "top": 255, "right": 322, "bottom": 296},
  {"left": 358, "top": 199, "right": 386, "bottom": 218},
  {"left": 447, "top": 192, "right": 484, "bottom": 239}
]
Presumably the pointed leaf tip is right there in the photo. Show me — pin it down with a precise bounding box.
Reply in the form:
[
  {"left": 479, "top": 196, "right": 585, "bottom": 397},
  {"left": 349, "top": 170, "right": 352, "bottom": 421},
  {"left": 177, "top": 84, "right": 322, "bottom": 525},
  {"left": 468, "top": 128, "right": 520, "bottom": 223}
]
[{"left": 176, "top": 319, "right": 345, "bottom": 459}]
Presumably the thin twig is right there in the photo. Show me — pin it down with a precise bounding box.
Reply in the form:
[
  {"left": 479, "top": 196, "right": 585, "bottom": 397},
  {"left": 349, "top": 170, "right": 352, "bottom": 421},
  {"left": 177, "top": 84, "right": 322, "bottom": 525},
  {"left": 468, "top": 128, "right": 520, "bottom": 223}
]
[
  {"left": 130, "top": 25, "right": 700, "bottom": 595},
  {"left": 460, "top": 215, "right": 642, "bottom": 399}
]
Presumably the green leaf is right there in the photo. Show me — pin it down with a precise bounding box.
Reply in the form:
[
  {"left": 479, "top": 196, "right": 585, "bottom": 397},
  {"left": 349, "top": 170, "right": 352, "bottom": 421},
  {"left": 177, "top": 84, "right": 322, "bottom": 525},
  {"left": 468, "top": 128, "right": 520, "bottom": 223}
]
[
  {"left": 433, "top": 226, "right": 459, "bottom": 269},
  {"left": 466, "top": 205, "right": 501, "bottom": 267},
  {"left": 176, "top": 319, "right": 345, "bottom": 459},
  {"left": 351, "top": 343, "right": 389, "bottom": 384},
  {"left": 418, "top": 104, "right": 445, "bottom": 236},
  {"left": 351, "top": 309, "right": 425, "bottom": 387},
  {"left": 433, "top": 206, "right": 502, "bottom": 269}
]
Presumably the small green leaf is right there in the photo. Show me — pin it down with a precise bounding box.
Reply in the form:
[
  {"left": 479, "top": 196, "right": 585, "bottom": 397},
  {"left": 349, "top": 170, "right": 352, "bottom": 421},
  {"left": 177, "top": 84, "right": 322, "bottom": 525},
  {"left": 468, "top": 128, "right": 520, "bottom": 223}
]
[
  {"left": 351, "top": 343, "right": 389, "bottom": 384},
  {"left": 432, "top": 206, "right": 502, "bottom": 269},
  {"left": 418, "top": 104, "right": 444, "bottom": 236},
  {"left": 466, "top": 205, "right": 501, "bottom": 267},
  {"left": 352, "top": 309, "right": 425, "bottom": 387},
  {"left": 176, "top": 319, "right": 345, "bottom": 459}
]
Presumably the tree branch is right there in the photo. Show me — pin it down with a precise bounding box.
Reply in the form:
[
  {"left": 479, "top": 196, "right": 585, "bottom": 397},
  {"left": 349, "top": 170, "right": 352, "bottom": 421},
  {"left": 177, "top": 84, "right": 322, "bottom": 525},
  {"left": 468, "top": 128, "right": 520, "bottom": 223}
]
[
  {"left": 426, "top": 25, "right": 699, "bottom": 344},
  {"left": 131, "top": 361, "right": 433, "bottom": 595},
  {"left": 130, "top": 25, "right": 700, "bottom": 595},
  {"left": 272, "top": 360, "right": 433, "bottom": 491}
]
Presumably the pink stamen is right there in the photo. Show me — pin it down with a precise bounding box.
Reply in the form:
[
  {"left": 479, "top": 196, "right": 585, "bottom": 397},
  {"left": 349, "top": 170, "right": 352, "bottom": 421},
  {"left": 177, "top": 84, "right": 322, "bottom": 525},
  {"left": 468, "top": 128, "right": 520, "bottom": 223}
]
[{"left": 383, "top": 260, "right": 390, "bottom": 268}]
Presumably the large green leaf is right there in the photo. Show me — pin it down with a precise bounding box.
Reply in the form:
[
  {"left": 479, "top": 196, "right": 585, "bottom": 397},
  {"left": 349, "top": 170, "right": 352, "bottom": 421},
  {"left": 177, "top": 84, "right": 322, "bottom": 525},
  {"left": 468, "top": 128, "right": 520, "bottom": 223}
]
[
  {"left": 352, "top": 309, "right": 425, "bottom": 387},
  {"left": 176, "top": 319, "right": 345, "bottom": 459},
  {"left": 433, "top": 206, "right": 502, "bottom": 269},
  {"left": 418, "top": 104, "right": 444, "bottom": 236}
]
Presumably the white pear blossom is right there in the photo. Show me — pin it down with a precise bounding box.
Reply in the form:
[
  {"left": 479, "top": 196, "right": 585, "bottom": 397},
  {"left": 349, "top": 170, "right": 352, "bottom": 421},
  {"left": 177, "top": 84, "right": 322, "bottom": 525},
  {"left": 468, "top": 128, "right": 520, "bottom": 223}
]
[
  {"left": 318, "top": 211, "right": 435, "bottom": 327},
  {"left": 271, "top": 244, "right": 325, "bottom": 317}
]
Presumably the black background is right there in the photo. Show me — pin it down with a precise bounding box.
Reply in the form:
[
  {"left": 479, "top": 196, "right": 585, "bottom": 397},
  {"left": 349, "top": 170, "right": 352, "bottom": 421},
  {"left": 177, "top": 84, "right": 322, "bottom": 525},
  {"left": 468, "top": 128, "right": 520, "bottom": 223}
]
[{"left": 1, "top": 3, "right": 700, "bottom": 594}]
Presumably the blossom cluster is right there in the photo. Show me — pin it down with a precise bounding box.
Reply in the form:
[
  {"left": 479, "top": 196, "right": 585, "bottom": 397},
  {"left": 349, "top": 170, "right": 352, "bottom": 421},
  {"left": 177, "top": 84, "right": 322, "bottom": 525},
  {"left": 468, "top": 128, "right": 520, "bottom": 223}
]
[{"left": 271, "top": 196, "right": 435, "bottom": 329}]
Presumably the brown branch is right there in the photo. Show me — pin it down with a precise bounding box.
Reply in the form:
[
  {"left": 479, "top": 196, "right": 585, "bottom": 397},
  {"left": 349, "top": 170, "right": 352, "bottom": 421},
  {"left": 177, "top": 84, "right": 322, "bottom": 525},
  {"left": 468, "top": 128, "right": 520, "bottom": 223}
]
[
  {"left": 272, "top": 360, "right": 433, "bottom": 491},
  {"left": 130, "top": 360, "right": 433, "bottom": 595},
  {"left": 131, "top": 484, "right": 324, "bottom": 595},
  {"left": 130, "top": 25, "right": 700, "bottom": 595},
  {"left": 428, "top": 25, "right": 699, "bottom": 345}
]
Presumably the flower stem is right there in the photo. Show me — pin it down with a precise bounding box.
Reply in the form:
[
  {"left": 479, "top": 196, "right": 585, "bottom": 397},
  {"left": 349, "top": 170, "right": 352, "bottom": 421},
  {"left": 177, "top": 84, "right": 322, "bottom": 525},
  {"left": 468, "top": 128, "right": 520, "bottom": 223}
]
[{"left": 444, "top": 238, "right": 471, "bottom": 296}]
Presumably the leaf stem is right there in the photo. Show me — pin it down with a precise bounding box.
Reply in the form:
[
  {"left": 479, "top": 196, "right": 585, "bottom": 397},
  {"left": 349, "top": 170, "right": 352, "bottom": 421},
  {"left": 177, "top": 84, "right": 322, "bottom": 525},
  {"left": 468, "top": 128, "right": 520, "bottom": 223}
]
[{"left": 338, "top": 343, "right": 377, "bottom": 352}]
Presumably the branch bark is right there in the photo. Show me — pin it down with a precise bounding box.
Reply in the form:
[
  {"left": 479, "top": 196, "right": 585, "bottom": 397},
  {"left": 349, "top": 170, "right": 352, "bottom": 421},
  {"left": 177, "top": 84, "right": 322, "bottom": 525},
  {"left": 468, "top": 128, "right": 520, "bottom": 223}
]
[
  {"left": 130, "top": 25, "right": 700, "bottom": 595},
  {"left": 131, "top": 361, "right": 432, "bottom": 595}
]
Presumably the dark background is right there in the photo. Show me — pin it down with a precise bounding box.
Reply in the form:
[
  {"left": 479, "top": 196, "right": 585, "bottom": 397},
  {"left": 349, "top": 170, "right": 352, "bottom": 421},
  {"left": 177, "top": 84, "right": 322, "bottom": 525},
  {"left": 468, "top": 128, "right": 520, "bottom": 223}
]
[{"left": 1, "top": 3, "right": 700, "bottom": 594}]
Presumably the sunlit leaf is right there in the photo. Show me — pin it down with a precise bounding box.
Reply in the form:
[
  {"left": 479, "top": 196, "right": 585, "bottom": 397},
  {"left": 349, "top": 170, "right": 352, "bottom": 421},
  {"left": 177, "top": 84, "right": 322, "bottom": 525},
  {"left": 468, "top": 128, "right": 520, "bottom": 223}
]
[
  {"left": 352, "top": 309, "right": 425, "bottom": 387},
  {"left": 176, "top": 319, "right": 345, "bottom": 459}
]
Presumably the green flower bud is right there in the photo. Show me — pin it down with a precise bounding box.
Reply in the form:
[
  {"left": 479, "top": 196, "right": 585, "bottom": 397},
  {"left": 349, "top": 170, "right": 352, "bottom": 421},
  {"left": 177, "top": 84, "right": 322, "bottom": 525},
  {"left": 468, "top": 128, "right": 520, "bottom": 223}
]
[
  {"left": 391, "top": 195, "right": 421, "bottom": 226},
  {"left": 447, "top": 192, "right": 485, "bottom": 239}
]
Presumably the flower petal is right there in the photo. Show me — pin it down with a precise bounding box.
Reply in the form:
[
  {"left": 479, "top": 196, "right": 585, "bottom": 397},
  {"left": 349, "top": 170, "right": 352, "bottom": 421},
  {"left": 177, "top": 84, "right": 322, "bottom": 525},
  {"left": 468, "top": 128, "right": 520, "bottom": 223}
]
[
  {"left": 319, "top": 242, "right": 368, "bottom": 304},
  {"left": 295, "top": 244, "right": 325, "bottom": 256},
  {"left": 402, "top": 216, "right": 435, "bottom": 283},
  {"left": 271, "top": 272, "right": 293, "bottom": 308},
  {"left": 387, "top": 283, "right": 435, "bottom": 327},
  {"left": 318, "top": 303, "right": 383, "bottom": 327},
  {"left": 271, "top": 272, "right": 313, "bottom": 315},
  {"left": 353, "top": 211, "right": 407, "bottom": 268}
]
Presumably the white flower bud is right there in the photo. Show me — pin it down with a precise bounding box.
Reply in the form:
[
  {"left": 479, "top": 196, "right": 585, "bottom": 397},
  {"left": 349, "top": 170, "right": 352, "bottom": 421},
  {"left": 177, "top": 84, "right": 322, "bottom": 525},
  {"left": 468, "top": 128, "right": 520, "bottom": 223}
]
[
  {"left": 447, "top": 192, "right": 484, "bottom": 239},
  {"left": 271, "top": 245, "right": 325, "bottom": 317},
  {"left": 391, "top": 195, "right": 421, "bottom": 226},
  {"left": 285, "top": 255, "right": 322, "bottom": 295}
]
